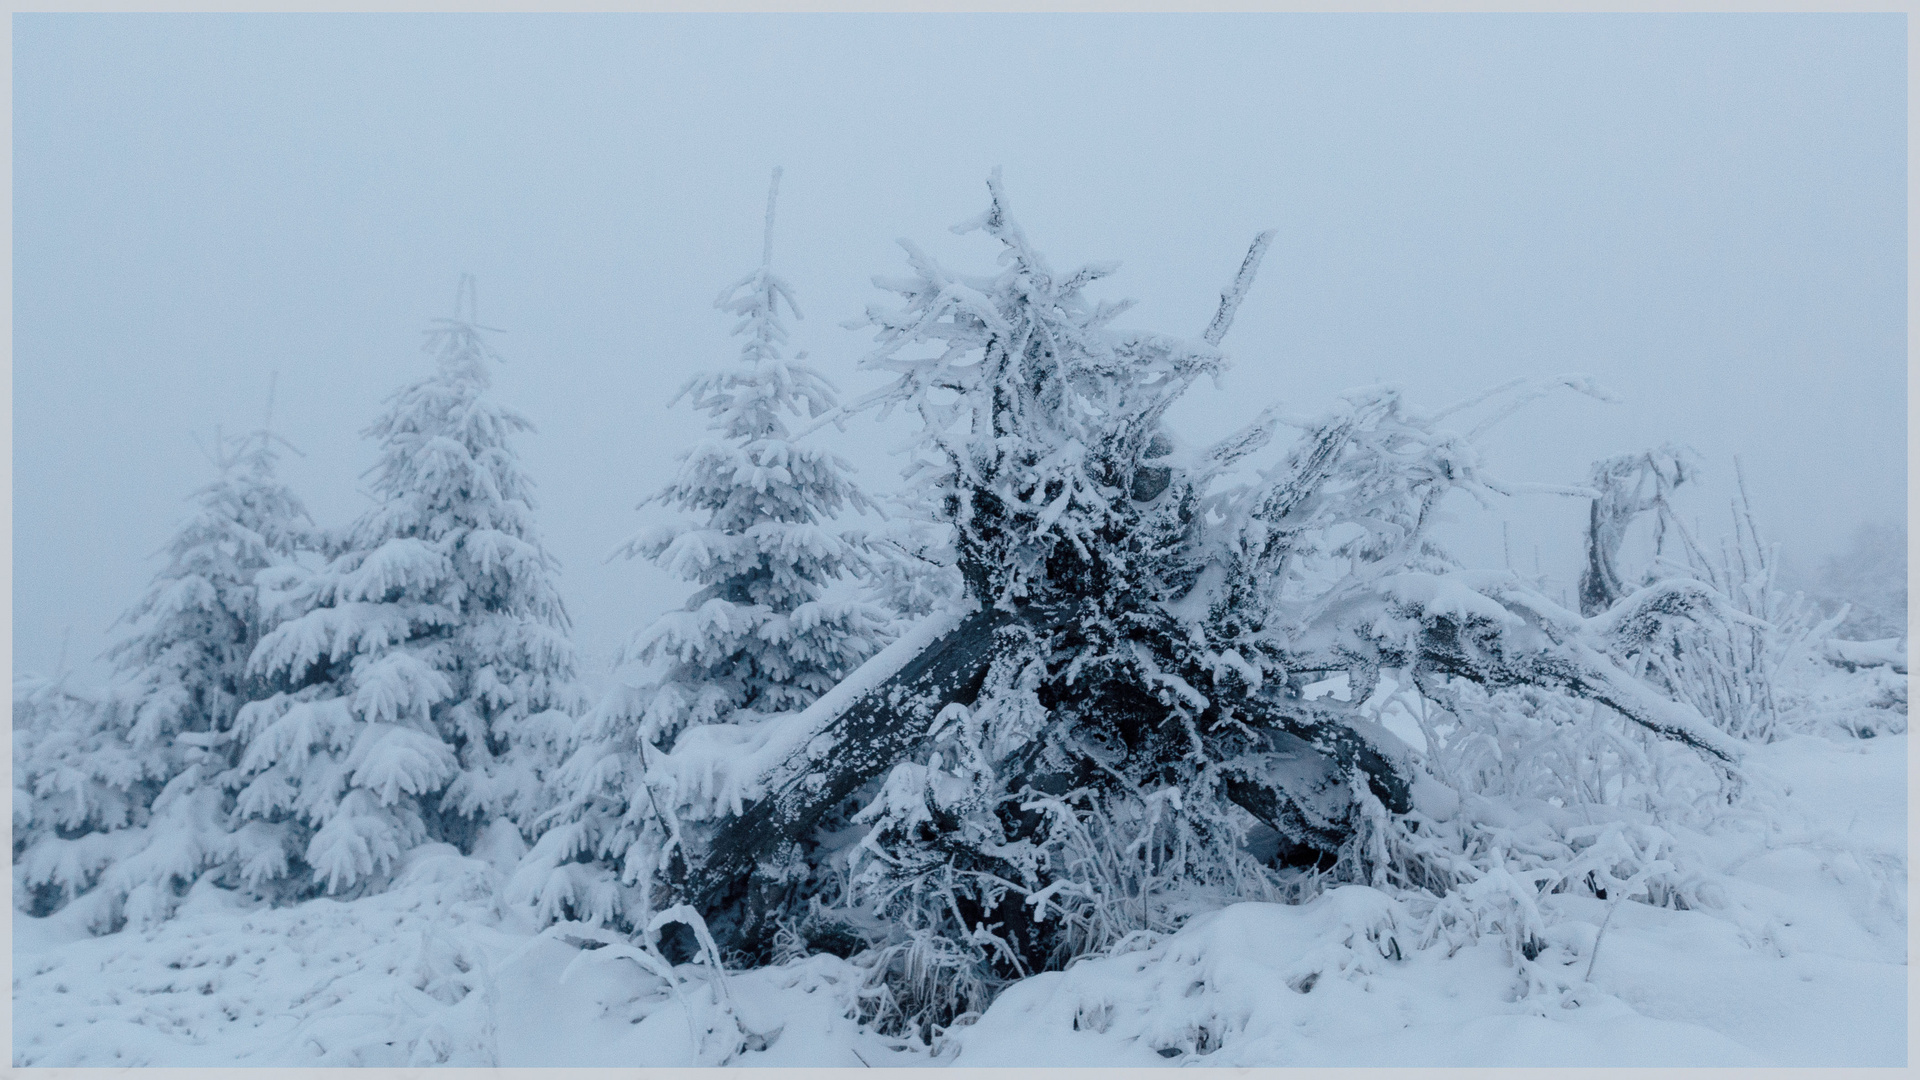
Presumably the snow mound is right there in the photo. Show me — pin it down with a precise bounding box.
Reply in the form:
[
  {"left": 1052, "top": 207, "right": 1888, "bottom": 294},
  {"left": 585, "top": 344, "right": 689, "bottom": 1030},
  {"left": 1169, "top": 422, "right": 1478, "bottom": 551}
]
[{"left": 946, "top": 888, "right": 1766, "bottom": 1067}]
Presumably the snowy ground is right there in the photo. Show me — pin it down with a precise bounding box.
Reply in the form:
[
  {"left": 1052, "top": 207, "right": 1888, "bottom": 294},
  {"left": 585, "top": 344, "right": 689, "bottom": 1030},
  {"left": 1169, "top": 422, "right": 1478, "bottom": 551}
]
[{"left": 12, "top": 731, "right": 1906, "bottom": 1067}]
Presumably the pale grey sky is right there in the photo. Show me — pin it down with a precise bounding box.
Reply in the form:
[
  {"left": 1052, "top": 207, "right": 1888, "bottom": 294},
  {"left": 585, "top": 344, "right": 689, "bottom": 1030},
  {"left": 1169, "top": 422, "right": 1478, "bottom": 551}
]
[{"left": 13, "top": 13, "right": 1906, "bottom": 682}]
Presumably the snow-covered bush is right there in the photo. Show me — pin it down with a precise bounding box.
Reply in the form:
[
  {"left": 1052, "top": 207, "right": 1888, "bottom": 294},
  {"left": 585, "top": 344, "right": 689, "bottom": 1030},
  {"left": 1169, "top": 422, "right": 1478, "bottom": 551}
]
[
  {"left": 14, "top": 423, "right": 314, "bottom": 929},
  {"left": 1376, "top": 676, "right": 1720, "bottom": 955},
  {"left": 1643, "top": 465, "right": 1845, "bottom": 742},
  {"left": 230, "top": 278, "right": 581, "bottom": 900},
  {"left": 519, "top": 172, "right": 892, "bottom": 933},
  {"left": 1575, "top": 451, "right": 1854, "bottom": 743},
  {"left": 1342, "top": 453, "right": 1897, "bottom": 977}
]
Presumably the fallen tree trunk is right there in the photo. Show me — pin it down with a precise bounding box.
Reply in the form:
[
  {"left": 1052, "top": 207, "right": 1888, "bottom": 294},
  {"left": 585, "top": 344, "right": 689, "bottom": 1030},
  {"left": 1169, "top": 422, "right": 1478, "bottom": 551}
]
[
  {"left": 1822, "top": 637, "right": 1907, "bottom": 675},
  {"left": 681, "top": 580, "right": 1735, "bottom": 939},
  {"left": 685, "top": 604, "right": 1026, "bottom": 916},
  {"left": 684, "top": 610, "right": 1422, "bottom": 922}
]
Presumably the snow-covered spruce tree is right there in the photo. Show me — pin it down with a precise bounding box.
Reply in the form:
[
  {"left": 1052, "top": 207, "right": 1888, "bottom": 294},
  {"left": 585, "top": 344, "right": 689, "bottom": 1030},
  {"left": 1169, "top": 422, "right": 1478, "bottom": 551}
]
[
  {"left": 662, "top": 174, "right": 1747, "bottom": 1027},
  {"left": 232, "top": 278, "right": 580, "bottom": 899},
  {"left": 517, "top": 170, "right": 891, "bottom": 932},
  {"left": 14, "top": 421, "right": 314, "bottom": 928},
  {"left": 865, "top": 510, "right": 965, "bottom": 627},
  {"left": 13, "top": 672, "right": 147, "bottom": 925}
]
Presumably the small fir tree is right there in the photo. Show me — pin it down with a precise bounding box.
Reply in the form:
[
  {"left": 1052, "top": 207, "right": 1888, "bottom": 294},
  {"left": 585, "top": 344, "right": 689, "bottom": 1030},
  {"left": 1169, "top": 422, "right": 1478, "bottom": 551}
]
[
  {"left": 14, "top": 415, "right": 314, "bottom": 928},
  {"left": 233, "top": 278, "right": 581, "bottom": 898},
  {"left": 519, "top": 169, "right": 891, "bottom": 930}
]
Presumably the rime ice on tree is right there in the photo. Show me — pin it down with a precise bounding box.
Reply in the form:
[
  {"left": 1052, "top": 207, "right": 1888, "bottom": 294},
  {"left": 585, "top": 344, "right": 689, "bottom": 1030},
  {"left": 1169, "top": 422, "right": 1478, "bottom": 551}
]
[
  {"left": 519, "top": 169, "right": 891, "bottom": 930},
  {"left": 14, "top": 412, "right": 315, "bottom": 928},
  {"left": 657, "top": 176, "right": 1754, "bottom": 1032},
  {"left": 232, "top": 279, "right": 580, "bottom": 897},
  {"left": 612, "top": 168, "right": 889, "bottom": 746}
]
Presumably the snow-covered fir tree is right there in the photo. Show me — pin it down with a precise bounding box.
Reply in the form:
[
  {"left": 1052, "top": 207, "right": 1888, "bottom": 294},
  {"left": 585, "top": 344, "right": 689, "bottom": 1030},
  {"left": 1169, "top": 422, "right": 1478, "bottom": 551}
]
[
  {"left": 14, "top": 418, "right": 314, "bottom": 929},
  {"left": 232, "top": 278, "right": 581, "bottom": 898},
  {"left": 518, "top": 169, "right": 892, "bottom": 929},
  {"left": 609, "top": 169, "right": 892, "bottom": 744},
  {"left": 865, "top": 511, "right": 965, "bottom": 625},
  {"left": 14, "top": 670, "right": 150, "bottom": 926}
]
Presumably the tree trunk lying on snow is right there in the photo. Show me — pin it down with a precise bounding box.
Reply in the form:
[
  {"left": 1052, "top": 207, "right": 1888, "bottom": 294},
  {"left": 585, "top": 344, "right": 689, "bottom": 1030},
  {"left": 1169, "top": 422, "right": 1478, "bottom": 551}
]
[
  {"left": 1821, "top": 637, "right": 1907, "bottom": 675},
  {"left": 685, "top": 604, "right": 1023, "bottom": 917},
  {"left": 1411, "top": 609, "right": 1742, "bottom": 765},
  {"left": 680, "top": 582, "right": 1743, "bottom": 944},
  {"left": 683, "top": 606, "right": 1422, "bottom": 923}
]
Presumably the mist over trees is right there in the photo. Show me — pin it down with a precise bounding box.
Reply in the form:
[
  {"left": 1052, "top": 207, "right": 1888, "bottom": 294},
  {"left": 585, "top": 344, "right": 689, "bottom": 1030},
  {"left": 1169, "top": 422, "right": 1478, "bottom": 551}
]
[
  {"left": 14, "top": 172, "right": 1906, "bottom": 1042},
  {"left": 1806, "top": 520, "right": 1907, "bottom": 640}
]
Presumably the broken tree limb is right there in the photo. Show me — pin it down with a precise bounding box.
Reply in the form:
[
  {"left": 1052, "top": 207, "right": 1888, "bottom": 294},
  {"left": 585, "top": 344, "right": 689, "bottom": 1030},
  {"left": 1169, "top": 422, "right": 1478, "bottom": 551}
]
[
  {"left": 1576, "top": 447, "right": 1693, "bottom": 616},
  {"left": 1411, "top": 610, "right": 1744, "bottom": 766},
  {"left": 1203, "top": 229, "right": 1277, "bottom": 347}
]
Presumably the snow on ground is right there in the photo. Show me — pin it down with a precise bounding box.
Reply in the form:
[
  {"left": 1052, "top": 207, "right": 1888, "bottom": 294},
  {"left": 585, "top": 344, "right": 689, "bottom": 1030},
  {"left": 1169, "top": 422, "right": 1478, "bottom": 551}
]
[
  {"left": 13, "top": 731, "right": 1905, "bottom": 1067},
  {"left": 946, "top": 727, "right": 1907, "bottom": 1068}
]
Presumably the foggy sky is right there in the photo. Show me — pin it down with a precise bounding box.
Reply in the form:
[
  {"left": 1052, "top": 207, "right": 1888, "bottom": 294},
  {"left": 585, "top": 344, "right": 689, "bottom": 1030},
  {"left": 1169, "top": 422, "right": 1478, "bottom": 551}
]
[{"left": 13, "top": 13, "right": 1906, "bottom": 683}]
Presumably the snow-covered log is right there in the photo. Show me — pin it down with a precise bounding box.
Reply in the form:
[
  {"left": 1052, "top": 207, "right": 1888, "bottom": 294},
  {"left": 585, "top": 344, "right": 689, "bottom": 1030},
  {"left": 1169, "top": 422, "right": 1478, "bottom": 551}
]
[
  {"left": 1821, "top": 636, "right": 1907, "bottom": 674},
  {"left": 685, "top": 603, "right": 1018, "bottom": 915},
  {"left": 1388, "top": 575, "right": 1744, "bottom": 765},
  {"left": 679, "top": 581, "right": 1447, "bottom": 923}
]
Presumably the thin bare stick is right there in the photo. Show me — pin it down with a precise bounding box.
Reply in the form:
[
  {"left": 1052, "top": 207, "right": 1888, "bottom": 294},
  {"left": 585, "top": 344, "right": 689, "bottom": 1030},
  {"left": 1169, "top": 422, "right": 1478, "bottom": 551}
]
[
  {"left": 1203, "top": 229, "right": 1276, "bottom": 346},
  {"left": 1585, "top": 899, "right": 1618, "bottom": 983},
  {"left": 763, "top": 166, "right": 783, "bottom": 269}
]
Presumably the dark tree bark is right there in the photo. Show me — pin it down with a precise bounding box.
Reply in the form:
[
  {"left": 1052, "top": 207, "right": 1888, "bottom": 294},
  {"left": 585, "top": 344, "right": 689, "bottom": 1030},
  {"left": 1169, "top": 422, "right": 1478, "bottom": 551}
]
[
  {"left": 1577, "top": 448, "right": 1691, "bottom": 617},
  {"left": 686, "top": 605, "right": 1025, "bottom": 916},
  {"left": 1579, "top": 498, "right": 1625, "bottom": 617},
  {"left": 682, "top": 605, "right": 1427, "bottom": 931}
]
